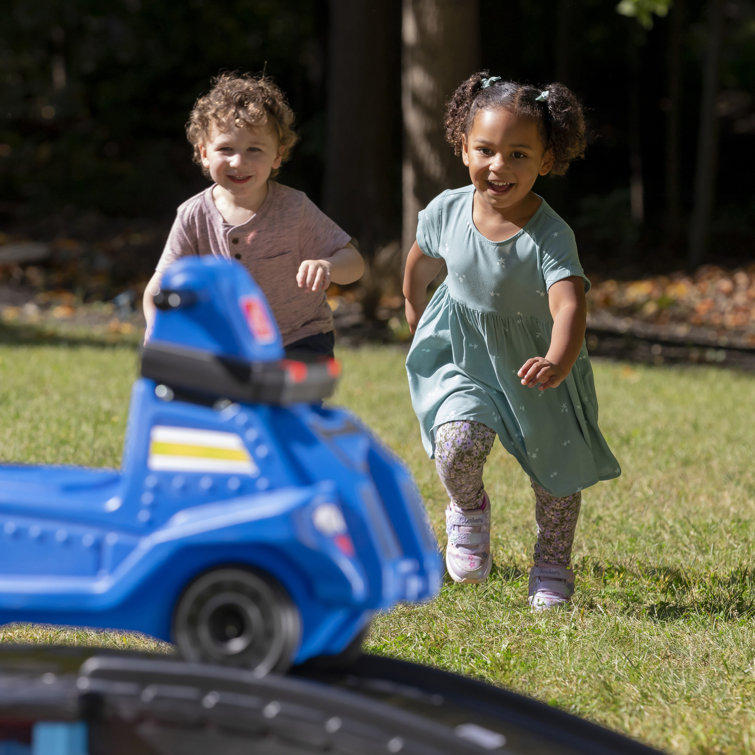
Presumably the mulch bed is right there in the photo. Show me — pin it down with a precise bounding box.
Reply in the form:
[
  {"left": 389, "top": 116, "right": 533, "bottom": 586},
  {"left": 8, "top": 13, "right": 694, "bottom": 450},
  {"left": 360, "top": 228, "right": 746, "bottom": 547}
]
[{"left": 1, "top": 235, "right": 753, "bottom": 371}]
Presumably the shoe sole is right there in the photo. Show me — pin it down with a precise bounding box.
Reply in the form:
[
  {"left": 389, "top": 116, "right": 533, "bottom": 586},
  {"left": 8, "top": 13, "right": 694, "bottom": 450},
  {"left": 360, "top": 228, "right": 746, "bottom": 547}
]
[
  {"left": 528, "top": 595, "right": 570, "bottom": 611},
  {"left": 446, "top": 554, "right": 492, "bottom": 584}
]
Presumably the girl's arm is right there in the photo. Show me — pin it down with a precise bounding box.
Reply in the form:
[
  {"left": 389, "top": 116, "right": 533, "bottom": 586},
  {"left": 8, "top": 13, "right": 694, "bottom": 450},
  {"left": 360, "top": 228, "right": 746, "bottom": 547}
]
[
  {"left": 518, "top": 276, "right": 587, "bottom": 390},
  {"left": 402, "top": 241, "right": 445, "bottom": 334},
  {"left": 297, "top": 243, "right": 365, "bottom": 292}
]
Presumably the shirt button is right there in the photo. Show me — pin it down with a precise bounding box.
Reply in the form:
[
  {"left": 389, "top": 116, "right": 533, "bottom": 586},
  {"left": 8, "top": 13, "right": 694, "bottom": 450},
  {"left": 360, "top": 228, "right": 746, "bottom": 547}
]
[
  {"left": 234, "top": 253, "right": 241, "bottom": 259},
  {"left": 231, "top": 237, "right": 239, "bottom": 244}
]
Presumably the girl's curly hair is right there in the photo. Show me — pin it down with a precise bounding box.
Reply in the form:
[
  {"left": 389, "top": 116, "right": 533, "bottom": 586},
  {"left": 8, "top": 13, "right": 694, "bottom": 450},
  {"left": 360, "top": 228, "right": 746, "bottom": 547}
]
[
  {"left": 444, "top": 71, "right": 587, "bottom": 176},
  {"left": 186, "top": 71, "right": 298, "bottom": 178}
]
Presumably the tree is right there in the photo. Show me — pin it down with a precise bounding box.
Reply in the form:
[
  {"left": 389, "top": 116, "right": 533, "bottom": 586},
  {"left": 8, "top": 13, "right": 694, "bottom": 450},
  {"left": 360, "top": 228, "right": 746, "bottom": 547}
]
[
  {"left": 617, "top": 0, "right": 674, "bottom": 226},
  {"left": 688, "top": 0, "right": 726, "bottom": 268},
  {"left": 401, "top": 0, "right": 480, "bottom": 254},
  {"left": 322, "top": 0, "right": 401, "bottom": 255},
  {"left": 664, "top": 0, "right": 685, "bottom": 250}
]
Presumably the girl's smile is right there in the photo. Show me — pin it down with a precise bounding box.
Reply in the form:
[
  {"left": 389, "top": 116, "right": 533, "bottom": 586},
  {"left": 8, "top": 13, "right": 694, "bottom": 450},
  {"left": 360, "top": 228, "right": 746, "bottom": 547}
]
[{"left": 487, "top": 180, "right": 513, "bottom": 195}]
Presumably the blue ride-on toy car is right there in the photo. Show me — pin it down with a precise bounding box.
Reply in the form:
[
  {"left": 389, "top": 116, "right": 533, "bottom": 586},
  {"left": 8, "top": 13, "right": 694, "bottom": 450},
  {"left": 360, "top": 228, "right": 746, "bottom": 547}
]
[{"left": 0, "top": 257, "right": 442, "bottom": 675}]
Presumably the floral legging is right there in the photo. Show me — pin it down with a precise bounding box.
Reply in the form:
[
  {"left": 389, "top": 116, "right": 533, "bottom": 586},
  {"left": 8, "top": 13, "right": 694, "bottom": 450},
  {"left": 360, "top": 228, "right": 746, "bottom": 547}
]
[{"left": 434, "top": 420, "right": 581, "bottom": 567}]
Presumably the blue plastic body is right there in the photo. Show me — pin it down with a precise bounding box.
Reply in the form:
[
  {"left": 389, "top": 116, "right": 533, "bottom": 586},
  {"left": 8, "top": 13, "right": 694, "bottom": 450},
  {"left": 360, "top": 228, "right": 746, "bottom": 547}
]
[{"left": 0, "top": 257, "right": 442, "bottom": 666}]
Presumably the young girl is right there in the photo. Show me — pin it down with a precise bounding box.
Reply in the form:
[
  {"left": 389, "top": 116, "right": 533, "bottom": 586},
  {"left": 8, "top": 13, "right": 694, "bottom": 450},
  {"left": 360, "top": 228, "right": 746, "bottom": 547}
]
[
  {"left": 403, "top": 72, "right": 620, "bottom": 609},
  {"left": 143, "top": 72, "right": 364, "bottom": 356}
]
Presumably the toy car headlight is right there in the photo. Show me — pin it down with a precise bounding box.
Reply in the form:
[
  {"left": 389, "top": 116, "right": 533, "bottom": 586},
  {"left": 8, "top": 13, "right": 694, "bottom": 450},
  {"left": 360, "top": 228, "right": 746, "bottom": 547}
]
[{"left": 312, "top": 503, "right": 354, "bottom": 558}]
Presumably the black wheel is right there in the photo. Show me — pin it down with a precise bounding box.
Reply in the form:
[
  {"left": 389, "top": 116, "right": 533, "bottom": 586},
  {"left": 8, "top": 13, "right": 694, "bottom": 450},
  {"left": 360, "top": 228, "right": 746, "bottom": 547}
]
[{"left": 172, "top": 567, "right": 301, "bottom": 675}]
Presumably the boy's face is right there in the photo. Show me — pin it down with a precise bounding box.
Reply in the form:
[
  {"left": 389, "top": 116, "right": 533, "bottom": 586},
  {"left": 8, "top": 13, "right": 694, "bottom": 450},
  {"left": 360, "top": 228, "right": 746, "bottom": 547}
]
[{"left": 199, "top": 122, "right": 283, "bottom": 203}]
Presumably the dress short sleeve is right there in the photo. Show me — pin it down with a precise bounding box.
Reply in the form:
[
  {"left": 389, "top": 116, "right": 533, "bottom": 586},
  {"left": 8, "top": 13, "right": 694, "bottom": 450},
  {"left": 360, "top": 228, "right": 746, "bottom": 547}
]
[
  {"left": 537, "top": 219, "right": 591, "bottom": 293},
  {"left": 416, "top": 192, "right": 447, "bottom": 259}
]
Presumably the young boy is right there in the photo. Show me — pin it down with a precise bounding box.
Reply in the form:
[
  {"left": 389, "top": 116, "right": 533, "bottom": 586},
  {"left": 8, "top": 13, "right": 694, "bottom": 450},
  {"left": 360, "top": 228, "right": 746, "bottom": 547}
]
[{"left": 143, "top": 72, "right": 364, "bottom": 357}]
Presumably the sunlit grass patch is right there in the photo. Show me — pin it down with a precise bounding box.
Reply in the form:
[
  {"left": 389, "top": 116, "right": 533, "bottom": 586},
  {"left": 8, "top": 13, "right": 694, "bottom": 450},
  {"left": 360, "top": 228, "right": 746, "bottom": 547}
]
[{"left": 0, "top": 335, "right": 752, "bottom": 754}]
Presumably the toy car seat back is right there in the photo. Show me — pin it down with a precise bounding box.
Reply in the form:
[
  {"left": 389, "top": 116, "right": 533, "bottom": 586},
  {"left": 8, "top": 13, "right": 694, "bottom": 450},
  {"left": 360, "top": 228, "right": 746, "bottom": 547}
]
[
  {"left": 141, "top": 258, "right": 339, "bottom": 405},
  {"left": 148, "top": 257, "right": 284, "bottom": 362}
]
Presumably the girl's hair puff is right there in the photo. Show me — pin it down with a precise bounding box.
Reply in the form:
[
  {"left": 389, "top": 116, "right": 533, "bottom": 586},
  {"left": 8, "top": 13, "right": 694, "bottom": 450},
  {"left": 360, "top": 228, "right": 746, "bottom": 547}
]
[
  {"left": 444, "top": 71, "right": 586, "bottom": 176},
  {"left": 186, "top": 71, "right": 298, "bottom": 178}
]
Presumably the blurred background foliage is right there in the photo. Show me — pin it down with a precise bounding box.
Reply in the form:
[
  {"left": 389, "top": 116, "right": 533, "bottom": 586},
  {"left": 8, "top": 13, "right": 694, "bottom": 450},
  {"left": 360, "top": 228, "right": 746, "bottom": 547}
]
[
  {"left": 0, "top": 0, "right": 753, "bottom": 285},
  {"left": 0, "top": 0, "right": 324, "bottom": 219}
]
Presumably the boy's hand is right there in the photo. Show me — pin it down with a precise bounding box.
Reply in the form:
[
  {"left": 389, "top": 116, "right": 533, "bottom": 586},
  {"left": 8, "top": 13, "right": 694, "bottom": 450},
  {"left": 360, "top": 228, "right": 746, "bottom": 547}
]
[{"left": 297, "top": 259, "right": 332, "bottom": 292}]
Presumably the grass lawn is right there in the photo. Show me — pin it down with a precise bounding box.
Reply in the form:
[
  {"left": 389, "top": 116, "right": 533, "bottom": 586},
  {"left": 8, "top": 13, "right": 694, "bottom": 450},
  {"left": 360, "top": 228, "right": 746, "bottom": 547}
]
[{"left": 0, "top": 326, "right": 752, "bottom": 754}]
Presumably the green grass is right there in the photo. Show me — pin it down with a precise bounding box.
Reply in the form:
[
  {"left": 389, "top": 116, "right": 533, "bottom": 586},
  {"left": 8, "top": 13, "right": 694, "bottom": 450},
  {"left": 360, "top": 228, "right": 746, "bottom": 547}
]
[
  {"left": 0, "top": 327, "right": 752, "bottom": 754},
  {"left": 336, "top": 347, "right": 754, "bottom": 754}
]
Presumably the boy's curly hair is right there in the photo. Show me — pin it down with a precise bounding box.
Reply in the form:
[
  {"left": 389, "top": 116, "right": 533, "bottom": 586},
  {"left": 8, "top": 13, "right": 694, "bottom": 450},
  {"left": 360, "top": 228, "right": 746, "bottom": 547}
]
[
  {"left": 186, "top": 72, "right": 298, "bottom": 178},
  {"left": 444, "top": 71, "right": 586, "bottom": 176}
]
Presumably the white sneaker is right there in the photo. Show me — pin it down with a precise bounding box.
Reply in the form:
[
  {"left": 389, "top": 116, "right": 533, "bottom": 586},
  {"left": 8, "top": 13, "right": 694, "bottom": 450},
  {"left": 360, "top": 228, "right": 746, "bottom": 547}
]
[
  {"left": 528, "top": 564, "right": 574, "bottom": 610},
  {"left": 445, "top": 495, "right": 491, "bottom": 584}
]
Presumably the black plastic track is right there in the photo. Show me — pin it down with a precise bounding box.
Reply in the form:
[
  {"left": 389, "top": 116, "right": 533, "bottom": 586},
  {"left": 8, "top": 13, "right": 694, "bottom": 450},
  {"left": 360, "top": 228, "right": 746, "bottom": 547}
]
[{"left": 0, "top": 646, "right": 663, "bottom": 754}]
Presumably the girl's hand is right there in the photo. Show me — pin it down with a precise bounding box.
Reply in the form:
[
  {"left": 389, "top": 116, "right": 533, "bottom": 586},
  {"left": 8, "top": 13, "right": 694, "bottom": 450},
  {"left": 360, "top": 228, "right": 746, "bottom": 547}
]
[
  {"left": 517, "top": 356, "right": 568, "bottom": 391},
  {"left": 297, "top": 259, "right": 332, "bottom": 292},
  {"left": 520, "top": 276, "right": 586, "bottom": 390},
  {"left": 405, "top": 298, "right": 424, "bottom": 334}
]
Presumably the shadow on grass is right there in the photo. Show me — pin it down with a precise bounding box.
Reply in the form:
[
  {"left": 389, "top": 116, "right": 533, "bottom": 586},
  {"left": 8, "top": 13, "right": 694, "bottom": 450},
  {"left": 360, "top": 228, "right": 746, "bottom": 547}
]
[
  {"left": 489, "top": 562, "right": 528, "bottom": 583},
  {"left": 436, "top": 561, "right": 529, "bottom": 594},
  {"left": 578, "top": 558, "right": 754, "bottom": 622}
]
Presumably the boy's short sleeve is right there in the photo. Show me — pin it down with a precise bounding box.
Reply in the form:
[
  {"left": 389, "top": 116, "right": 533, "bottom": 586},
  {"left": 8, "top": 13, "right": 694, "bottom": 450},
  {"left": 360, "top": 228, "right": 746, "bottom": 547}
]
[
  {"left": 297, "top": 195, "right": 352, "bottom": 259},
  {"left": 151, "top": 189, "right": 219, "bottom": 285},
  {"left": 153, "top": 217, "right": 195, "bottom": 278}
]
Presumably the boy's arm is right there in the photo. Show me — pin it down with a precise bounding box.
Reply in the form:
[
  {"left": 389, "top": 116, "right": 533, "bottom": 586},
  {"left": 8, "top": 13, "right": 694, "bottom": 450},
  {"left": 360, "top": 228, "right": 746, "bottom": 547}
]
[
  {"left": 297, "top": 243, "right": 365, "bottom": 292},
  {"left": 142, "top": 271, "right": 162, "bottom": 342},
  {"left": 142, "top": 210, "right": 197, "bottom": 342},
  {"left": 402, "top": 241, "right": 445, "bottom": 334}
]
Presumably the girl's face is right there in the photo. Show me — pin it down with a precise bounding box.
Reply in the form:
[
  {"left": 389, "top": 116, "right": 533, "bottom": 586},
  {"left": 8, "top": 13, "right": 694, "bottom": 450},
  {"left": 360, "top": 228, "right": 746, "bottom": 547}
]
[
  {"left": 462, "top": 107, "right": 553, "bottom": 217},
  {"left": 200, "top": 122, "right": 283, "bottom": 204}
]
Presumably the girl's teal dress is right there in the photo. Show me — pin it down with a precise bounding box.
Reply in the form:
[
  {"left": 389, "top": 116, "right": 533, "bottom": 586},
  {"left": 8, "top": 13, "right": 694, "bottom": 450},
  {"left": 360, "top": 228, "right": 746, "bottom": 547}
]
[{"left": 406, "top": 186, "right": 621, "bottom": 497}]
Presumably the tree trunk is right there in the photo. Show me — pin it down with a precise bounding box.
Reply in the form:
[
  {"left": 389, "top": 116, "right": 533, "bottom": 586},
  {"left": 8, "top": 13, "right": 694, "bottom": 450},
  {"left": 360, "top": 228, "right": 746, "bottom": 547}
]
[
  {"left": 322, "top": 0, "right": 401, "bottom": 254},
  {"left": 627, "top": 33, "right": 644, "bottom": 225},
  {"left": 401, "top": 0, "right": 480, "bottom": 255},
  {"left": 664, "top": 0, "right": 684, "bottom": 250},
  {"left": 688, "top": 0, "right": 725, "bottom": 269},
  {"left": 547, "top": 0, "right": 575, "bottom": 215},
  {"left": 555, "top": 0, "right": 573, "bottom": 84}
]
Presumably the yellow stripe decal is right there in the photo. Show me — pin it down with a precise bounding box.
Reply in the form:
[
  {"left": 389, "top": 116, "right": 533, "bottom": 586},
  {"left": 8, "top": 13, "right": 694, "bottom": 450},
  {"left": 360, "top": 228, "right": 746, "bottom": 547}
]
[{"left": 150, "top": 441, "right": 249, "bottom": 461}]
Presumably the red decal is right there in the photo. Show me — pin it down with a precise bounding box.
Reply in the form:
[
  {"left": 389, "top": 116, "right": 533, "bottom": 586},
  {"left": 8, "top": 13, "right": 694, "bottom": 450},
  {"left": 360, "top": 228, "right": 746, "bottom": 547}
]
[
  {"left": 241, "top": 296, "right": 276, "bottom": 344},
  {"left": 335, "top": 534, "right": 355, "bottom": 558}
]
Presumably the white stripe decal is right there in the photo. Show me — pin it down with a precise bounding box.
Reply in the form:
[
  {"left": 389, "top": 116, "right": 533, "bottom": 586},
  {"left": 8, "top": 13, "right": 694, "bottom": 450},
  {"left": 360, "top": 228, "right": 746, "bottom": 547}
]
[{"left": 148, "top": 426, "right": 258, "bottom": 475}]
